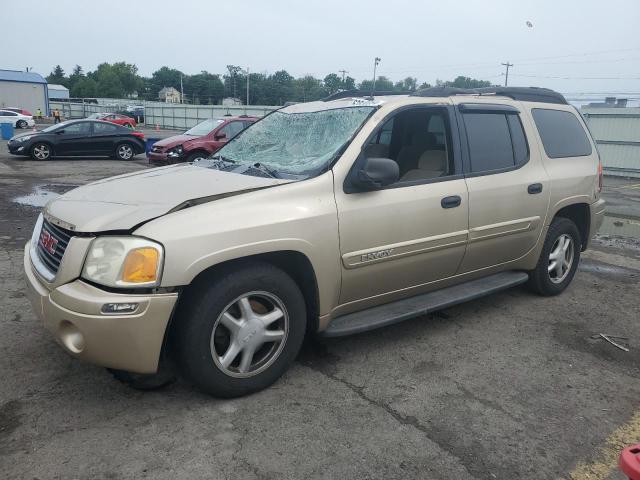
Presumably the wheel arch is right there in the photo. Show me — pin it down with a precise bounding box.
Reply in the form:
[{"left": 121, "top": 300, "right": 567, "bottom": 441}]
[
  {"left": 550, "top": 202, "right": 590, "bottom": 251},
  {"left": 30, "top": 140, "right": 55, "bottom": 157},
  {"left": 172, "top": 250, "right": 321, "bottom": 335}
]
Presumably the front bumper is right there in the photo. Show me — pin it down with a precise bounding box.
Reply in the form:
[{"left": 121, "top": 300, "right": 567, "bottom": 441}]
[
  {"left": 24, "top": 243, "right": 178, "bottom": 374},
  {"left": 7, "top": 141, "right": 27, "bottom": 155},
  {"left": 147, "top": 150, "right": 185, "bottom": 165}
]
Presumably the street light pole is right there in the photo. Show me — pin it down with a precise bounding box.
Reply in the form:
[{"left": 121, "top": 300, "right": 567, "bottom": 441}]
[
  {"left": 245, "top": 67, "right": 250, "bottom": 106},
  {"left": 371, "top": 57, "right": 381, "bottom": 98}
]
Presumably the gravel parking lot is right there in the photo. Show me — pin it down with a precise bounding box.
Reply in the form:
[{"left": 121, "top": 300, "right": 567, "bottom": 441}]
[{"left": 1, "top": 139, "right": 639, "bottom": 480}]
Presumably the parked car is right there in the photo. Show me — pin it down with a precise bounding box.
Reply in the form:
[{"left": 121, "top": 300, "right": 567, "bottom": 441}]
[
  {"left": 88, "top": 112, "right": 137, "bottom": 129},
  {"left": 5, "top": 107, "right": 33, "bottom": 116},
  {"left": 23, "top": 87, "right": 605, "bottom": 398},
  {"left": 8, "top": 119, "right": 145, "bottom": 160},
  {"left": 0, "top": 109, "right": 35, "bottom": 129},
  {"left": 147, "top": 115, "right": 257, "bottom": 165}
]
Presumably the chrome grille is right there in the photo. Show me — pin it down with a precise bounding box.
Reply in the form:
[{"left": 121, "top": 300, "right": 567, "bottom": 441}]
[{"left": 36, "top": 219, "right": 72, "bottom": 275}]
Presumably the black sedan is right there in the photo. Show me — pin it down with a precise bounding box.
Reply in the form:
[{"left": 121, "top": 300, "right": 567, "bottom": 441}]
[{"left": 7, "top": 120, "right": 146, "bottom": 160}]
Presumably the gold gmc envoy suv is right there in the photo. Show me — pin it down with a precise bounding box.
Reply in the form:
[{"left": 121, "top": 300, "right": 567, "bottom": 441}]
[{"left": 24, "top": 87, "right": 605, "bottom": 397}]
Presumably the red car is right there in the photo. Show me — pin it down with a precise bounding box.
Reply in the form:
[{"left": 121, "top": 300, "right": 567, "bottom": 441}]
[
  {"left": 89, "top": 113, "right": 137, "bottom": 129},
  {"left": 147, "top": 115, "right": 257, "bottom": 165},
  {"left": 5, "top": 107, "right": 33, "bottom": 116}
]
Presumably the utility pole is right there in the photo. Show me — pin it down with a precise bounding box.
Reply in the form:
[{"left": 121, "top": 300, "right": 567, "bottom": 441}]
[
  {"left": 245, "top": 67, "right": 250, "bottom": 106},
  {"left": 339, "top": 69, "right": 348, "bottom": 83},
  {"left": 371, "top": 57, "right": 381, "bottom": 98},
  {"left": 501, "top": 61, "right": 513, "bottom": 86},
  {"left": 180, "top": 74, "right": 184, "bottom": 104}
]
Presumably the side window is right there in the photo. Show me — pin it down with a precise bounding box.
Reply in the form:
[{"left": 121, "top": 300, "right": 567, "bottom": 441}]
[
  {"left": 64, "top": 122, "right": 91, "bottom": 134},
  {"left": 220, "top": 121, "right": 244, "bottom": 139},
  {"left": 532, "top": 108, "right": 592, "bottom": 158},
  {"left": 94, "top": 122, "right": 119, "bottom": 134},
  {"left": 463, "top": 112, "right": 529, "bottom": 173},
  {"left": 364, "top": 107, "right": 455, "bottom": 183}
]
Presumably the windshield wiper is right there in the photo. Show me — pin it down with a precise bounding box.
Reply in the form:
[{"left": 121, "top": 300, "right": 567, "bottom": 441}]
[{"left": 245, "top": 162, "right": 280, "bottom": 179}]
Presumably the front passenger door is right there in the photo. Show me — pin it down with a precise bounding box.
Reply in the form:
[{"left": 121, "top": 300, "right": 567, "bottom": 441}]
[
  {"left": 334, "top": 105, "right": 469, "bottom": 308},
  {"left": 55, "top": 121, "right": 92, "bottom": 156}
]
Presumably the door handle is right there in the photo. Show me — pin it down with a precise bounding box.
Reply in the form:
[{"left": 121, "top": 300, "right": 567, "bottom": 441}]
[
  {"left": 441, "top": 195, "right": 462, "bottom": 209},
  {"left": 528, "top": 183, "right": 543, "bottom": 194}
]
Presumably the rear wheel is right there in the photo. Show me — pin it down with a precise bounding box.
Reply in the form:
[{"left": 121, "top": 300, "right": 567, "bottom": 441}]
[
  {"left": 174, "top": 263, "right": 307, "bottom": 398},
  {"left": 17, "top": 120, "right": 28, "bottom": 129},
  {"left": 528, "top": 217, "right": 581, "bottom": 296},
  {"left": 31, "top": 143, "right": 51, "bottom": 160},
  {"left": 115, "top": 142, "right": 134, "bottom": 160}
]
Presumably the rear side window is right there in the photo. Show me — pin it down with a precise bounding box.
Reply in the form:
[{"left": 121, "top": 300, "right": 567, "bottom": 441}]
[
  {"left": 463, "top": 113, "right": 529, "bottom": 173},
  {"left": 532, "top": 109, "right": 592, "bottom": 158}
]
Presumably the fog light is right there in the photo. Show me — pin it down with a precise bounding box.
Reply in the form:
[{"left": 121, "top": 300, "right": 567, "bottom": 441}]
[
  {"left": 101, "top": 303, "right": 139, "bottom": 314},
  {"left": 59, "top": 320, "right": 85, "bottom": 354}
]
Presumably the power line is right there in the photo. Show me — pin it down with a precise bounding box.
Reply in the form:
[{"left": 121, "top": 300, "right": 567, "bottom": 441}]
[{"left": 510, "top": 73, "right": 640, "bottom": 80}]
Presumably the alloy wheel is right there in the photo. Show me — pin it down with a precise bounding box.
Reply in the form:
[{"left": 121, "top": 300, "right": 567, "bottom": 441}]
[
  {"left": 210, "top": 291, "right": 289, "bottom": 378},
  {"left": 117, "top": 144, "right": 133, "bottom": 160},
  {"left": 32, "top": 144, "right": 50, "bottom": 160},
  {"left": 548, "top": 234, "right": 574, "bottom": 284}
]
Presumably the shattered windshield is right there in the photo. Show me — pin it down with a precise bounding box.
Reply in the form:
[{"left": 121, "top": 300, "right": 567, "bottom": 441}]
[{"left": 197, "top": 106, "right": 375, "bottom": 178}]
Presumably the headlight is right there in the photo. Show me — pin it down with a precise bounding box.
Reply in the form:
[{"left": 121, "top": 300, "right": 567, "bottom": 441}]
[
  {"left": 82, "top": 237, "right": 164, "bottom": 288},
  {"left": 16, "top": 135, "right": 34, "bottom": 142},
  {"left": 167, "top": 145, "right": 183, "bottom": 157}
]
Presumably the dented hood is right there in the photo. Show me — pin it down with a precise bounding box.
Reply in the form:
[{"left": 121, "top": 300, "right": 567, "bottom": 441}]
[{"left": 45, "top": 164, "right": 288, "bottom": 232}]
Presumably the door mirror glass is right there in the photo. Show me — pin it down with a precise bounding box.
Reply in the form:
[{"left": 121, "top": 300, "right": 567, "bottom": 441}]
[
  {"left": 352, "top": 157, "right": 399, "bottom": 191},
  {"left": 214, "top": 132, "right": 227, "bottom": 141}
]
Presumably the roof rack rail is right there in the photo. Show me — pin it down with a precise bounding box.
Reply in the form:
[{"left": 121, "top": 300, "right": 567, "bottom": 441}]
[
  {"left": 322, "top": 90, "right": 411, "bottom": 101},
  {"left": 411, "top": 86, "right": 567, "bottom": 105}
]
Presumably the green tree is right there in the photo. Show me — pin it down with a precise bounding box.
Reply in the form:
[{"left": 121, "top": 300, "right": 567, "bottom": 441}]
[
  {"left": 70, "top": 77, "right": 97, "bottom": 98},
  {"left": 294, "top": 75, "right": 324, "bottom": 102},
  {"left": 394, "top": 77, "right": 418, "bottom": 92},
  {"left": 46, "top": 65, "right": 67, "bottom": 86},
  {"left": 359, "top": 75, "right": 394, "bottom": 93},
  {"left": 95, "top": 70, "right": 124, "bottom": 98},
  {"left": 150, "top": 66, "right": 183, "bottom": 97},
  {"left": 444, "top": 76, "right": 492, "bottom": 88},
  {"left": 323, "top": 73, "right": 343, "bottom": 94}
]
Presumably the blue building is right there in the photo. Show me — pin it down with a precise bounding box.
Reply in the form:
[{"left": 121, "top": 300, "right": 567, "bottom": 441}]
[{"left": 0, "top": 69, "right": 49, "bottom": 115}]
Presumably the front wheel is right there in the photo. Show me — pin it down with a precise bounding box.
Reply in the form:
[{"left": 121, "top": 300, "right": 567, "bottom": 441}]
[
  {"left": 115, "top": 142, "right": 134, "bottom": 160},
  {"left": 17, "top": 120, "right": 28, "bottom": 129},
  {"left": 31, "top": 143, "right": 51, "bottom": 160},
  {"left": 528, "top": 217, "right": 581, "bottom": 296},
  {"left": 186, "top": 151, "right": 209, "bottom": 163},
  {"left": 174, "top": 263, "right": 307, "bottom": 398}
]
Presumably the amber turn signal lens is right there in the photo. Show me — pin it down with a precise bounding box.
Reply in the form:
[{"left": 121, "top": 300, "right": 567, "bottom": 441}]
[{"left": 121, "top": 247, "right": 159, "bottom": 283}]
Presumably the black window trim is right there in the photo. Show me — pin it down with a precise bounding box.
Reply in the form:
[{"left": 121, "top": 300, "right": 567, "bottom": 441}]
[
  {"left": 455, "top": 107, "right": 531, "bottom": 179},
  {"left": 531, "top": 107, "right": 593, "bottom": 159},
  {"left": 344, "top": 104, "right": 463, "bottom": 194}
]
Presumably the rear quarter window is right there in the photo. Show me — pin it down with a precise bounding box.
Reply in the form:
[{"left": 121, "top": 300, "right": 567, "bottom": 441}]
[{"left": 531, "top": 108, "right": 592, "bottom": 158}]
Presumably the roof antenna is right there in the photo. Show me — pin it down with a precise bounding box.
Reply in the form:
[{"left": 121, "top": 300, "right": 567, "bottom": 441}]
[{"left": 370, "top": 57, "right": 381, "bottom": 99}]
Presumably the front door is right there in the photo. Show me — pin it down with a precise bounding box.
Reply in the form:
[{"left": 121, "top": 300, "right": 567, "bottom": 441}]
[
  {"left": 55, "top": 121, "right": 92, "bottom": 156},
  {"left": 452, "top": 99, "right": 550, "bottom": 273},
  {"left": 91, "top": 121, "right": 121, "bottom": 154},
  {"left": 334, "top": 105, "right": 469, "bottom": 306}
]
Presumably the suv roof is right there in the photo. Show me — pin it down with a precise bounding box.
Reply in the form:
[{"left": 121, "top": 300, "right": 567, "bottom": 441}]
[{"left": 324, "top": 86, "right": 567, "bottom": 105}]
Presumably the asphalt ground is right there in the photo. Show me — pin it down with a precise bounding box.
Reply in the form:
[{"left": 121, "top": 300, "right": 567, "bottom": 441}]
[{"left": 1, "top": 141, "right": 639, "bottom": 480}]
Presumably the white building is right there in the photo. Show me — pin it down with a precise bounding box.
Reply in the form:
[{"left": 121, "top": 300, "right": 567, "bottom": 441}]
[
  {"left": 0, "top": 69, "right": 49, "bottom": 115},
  {"left": 158, "top": 86, "right": 181, "bottom": 103},
  {"left": 47, "top": 84, "right": 70, "bottom": 100}
]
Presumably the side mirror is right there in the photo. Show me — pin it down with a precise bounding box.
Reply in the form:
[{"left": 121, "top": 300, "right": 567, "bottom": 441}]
[
  {"left": 352, "top": 157, "right": 399, "bottom": 191},
  {"left": 214, "top": 132, "right": 227, "bottom": 141}
]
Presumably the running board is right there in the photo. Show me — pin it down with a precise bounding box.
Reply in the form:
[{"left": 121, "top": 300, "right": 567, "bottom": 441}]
[{"left": 321, "top": 271, "right": 529, "bottom": 337}]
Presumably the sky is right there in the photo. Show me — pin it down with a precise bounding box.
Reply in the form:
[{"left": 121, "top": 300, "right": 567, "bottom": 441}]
[{"left": 4, "top": 0, "right": 640, "bottom": 97}]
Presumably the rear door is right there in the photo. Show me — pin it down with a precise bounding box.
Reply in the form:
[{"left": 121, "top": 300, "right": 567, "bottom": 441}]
[
  {"left": 91, "top": 122, "right": 122, "bottom": 154},
  {"left": 453, "top": 99, "right": 550, "bottom": 273},
  {"left": 55, "top": 121, "right": 93, "bottom": 155}
]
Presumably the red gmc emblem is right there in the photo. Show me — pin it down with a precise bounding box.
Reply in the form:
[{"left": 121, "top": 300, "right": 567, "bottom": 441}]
[{"left": 39, "top": 230, "right": 58, "bottom": 255}]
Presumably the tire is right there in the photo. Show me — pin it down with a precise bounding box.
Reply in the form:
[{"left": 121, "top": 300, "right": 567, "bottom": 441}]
[
  {"left": 186, "top": 151, "right": 209, "bottom": 163},
  {"left": 107, "top": 366, "right": 176, "bottom": 391},
  {"left": 528, "top": 217, "right": 581, "bottom": 296},
  {"left": 115, "top": 142, "right": 135, "bottom": 160},
  {"left": 30, "top": 142, "right": 51, "bottom": 160},
  {"left": 174, "top": 262, "right": 307, "bottom": 398},
  {"left": 17, "top": 120, "right": 28, "bottom": 129}
]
